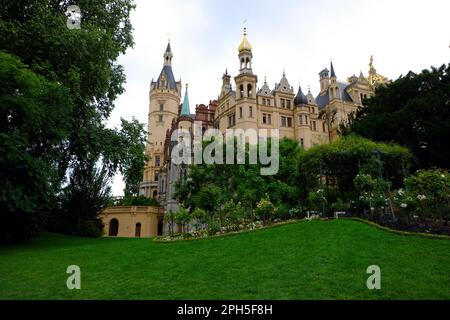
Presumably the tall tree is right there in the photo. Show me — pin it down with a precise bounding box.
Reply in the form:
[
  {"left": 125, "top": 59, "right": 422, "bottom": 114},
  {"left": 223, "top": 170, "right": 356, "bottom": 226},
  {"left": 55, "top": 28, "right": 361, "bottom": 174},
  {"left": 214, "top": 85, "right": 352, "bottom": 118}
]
[
  {"left": 0, "top": 51, "right": 72, "bottom": 243},
  {"left": 0, "top": 1, "right": 137, "bottom": 240},
  {"left": 343, "top": 63, "right": 450, "bottom": 169}
]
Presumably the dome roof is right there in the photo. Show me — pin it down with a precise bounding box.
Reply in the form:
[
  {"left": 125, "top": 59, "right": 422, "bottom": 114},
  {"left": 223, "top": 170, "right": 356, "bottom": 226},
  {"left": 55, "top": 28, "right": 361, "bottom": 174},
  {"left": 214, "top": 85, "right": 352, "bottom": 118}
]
[
  {"left": 294, "top": 86, "right": 308, "bottom": 106},
  {"left": 238, "top": 29, "right": 252, "bottom": 52}
]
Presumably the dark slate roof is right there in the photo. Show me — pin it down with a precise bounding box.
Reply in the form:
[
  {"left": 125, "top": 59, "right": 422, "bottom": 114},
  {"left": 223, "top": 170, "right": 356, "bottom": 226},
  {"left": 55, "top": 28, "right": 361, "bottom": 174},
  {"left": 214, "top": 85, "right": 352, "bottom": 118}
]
[
  {"left": 156, "top": 65, "right": 177, "bottom": 90},
  {"left": 338, "top": 82, "right": 353, "bottom": 102},
  {"left": 294, "top": 86, "right": 308, "bottom": 106},
  {"left": 315, "top": 82, "right": 353, "bottom": 108},
  {"left": 315, "top": 93, "right": 329, "bottom": 108},
  {"left": 165, "top": 42, "right": 172, "bottom": 53},
  {"left": 330, "top": 62, "right": 336, "bottom": 78}
]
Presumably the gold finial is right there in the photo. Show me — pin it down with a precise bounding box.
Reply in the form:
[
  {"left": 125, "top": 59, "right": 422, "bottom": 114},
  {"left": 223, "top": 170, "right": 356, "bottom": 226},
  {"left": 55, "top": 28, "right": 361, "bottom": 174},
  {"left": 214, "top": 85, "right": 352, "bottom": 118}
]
[{"left": 238, "top": 20, "right": 252, "bottom": 52}]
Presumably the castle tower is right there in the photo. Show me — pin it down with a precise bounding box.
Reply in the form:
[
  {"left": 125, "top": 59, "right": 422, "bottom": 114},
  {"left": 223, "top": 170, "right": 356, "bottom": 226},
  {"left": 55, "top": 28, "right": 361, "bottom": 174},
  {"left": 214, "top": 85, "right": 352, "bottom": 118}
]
[
  {"left": 329, "top": 61, "right": 340, "bottom": 100},
  {"left": 234, "top": 26, "right": 258, "bottom": 130},
  {"left": 319, "top": 68, "right": 330, "bottom": 93},
  {"left": 140, "top": 42, "right": 182, "bottom": 198}
]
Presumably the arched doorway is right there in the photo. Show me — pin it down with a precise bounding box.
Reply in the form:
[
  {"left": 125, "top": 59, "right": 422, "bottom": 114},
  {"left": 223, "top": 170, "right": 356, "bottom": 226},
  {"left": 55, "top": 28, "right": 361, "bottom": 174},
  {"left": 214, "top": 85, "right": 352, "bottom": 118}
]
[
  {"left": 109, "top": 218, "right": 119, "bottom": 237},
  {"left": 157, "top": 220, "right": 164, "bottom": 236},
  {"left": 135, "top": 223, "right": 141, "bottom": 238},
  {"left": 153, "top": 190, "right": 158, "bottom": 198}
]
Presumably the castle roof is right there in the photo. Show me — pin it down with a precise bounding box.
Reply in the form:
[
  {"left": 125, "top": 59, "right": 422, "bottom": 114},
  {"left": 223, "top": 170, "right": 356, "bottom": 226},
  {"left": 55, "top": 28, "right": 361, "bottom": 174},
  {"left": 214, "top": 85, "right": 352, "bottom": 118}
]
[
  {"left": 156, "top": 65, "right": 178, "bottom": 90},
  {"left": 315, "top": 82, "right": 353, "bottom": 108},
  {"left": 294, "top": 86, "right": 308, "bottom": 106},
  {"left": 274, "top": 72, "right": 294, "bottom": 93},
  {"left": 181, "top": 85, "right": 190, "bottom": 115},
  {"left": 258, "top": 78, "right": 273, "bottom": 96}
]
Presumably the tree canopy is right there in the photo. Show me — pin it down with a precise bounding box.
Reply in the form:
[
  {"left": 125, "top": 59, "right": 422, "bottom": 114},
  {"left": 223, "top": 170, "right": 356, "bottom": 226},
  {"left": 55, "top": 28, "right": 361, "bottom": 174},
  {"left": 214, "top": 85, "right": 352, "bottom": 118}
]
[{"left": 343, "top": 63, "right": 450, "bottom": 169}]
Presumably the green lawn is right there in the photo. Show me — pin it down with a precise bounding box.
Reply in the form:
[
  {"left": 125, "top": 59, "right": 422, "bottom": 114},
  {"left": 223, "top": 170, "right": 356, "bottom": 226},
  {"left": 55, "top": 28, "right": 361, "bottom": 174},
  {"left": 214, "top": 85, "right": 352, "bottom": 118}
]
[{"left": 0, "top": 219, "right": 449, "bottom": 300}]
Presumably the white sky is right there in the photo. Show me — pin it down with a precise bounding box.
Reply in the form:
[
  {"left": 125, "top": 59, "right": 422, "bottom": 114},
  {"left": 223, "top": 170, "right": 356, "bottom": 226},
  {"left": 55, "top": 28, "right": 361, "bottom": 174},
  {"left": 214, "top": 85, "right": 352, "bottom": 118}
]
[{"left": 107, "top": 0, "right": 450, "bottom": 196}]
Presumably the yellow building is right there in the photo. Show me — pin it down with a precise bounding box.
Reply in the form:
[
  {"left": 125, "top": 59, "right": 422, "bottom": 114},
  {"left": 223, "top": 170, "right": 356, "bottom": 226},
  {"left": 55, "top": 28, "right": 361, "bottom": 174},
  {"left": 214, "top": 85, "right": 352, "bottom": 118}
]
[
  {"left": 214, "top": 27, "right": 388, "bottom": 148},
  {"left": 131, "top": 28, "right": 388, "bottom": 236}
]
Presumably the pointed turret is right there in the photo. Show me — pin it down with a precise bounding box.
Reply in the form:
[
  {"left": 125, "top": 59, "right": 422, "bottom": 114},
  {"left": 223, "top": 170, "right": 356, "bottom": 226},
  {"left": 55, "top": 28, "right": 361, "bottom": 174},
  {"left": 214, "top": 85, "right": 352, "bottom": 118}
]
[
  {"left": 294, "top": 85, "right": 308, "bottom": 106},
  {"left": 237, "top": 26, "right": 253, "bottom": 74},
  {"left": 330, "top": 61, "right": 336, "bottom": 78},
  {"left": 181, "top": 84, "right": 190, "bottom": 115},
  {"left": 164, "top": 41, "right": 173, "bottom": 66}
]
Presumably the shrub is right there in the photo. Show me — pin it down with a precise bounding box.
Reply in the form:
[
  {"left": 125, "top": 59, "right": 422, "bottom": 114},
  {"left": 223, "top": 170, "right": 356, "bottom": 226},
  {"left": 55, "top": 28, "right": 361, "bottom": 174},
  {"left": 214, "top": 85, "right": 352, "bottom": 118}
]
[
  {"left": 112, "top": 195, "right": 160, "bottom": 207},
  {"left": 403, "top": 169, "right": 450, "bottom": 222},
  {"left": 331, "top": 198, "right": 350, "bottom": 212},
  {"left": 208, "top": 218, "right": 220, "bottom": 236},
  {"left": 255, "top": 195, "right": 276, "bottom": 224},
  {"left": 307, "top": 189, "right": 327, "bottom": 214}
]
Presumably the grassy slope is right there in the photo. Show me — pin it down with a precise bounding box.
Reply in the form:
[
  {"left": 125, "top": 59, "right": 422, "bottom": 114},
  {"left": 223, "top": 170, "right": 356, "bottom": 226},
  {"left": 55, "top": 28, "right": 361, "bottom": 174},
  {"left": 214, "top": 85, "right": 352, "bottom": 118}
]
[{"left": 0, "top": 219, "right": 449, "bottom": 300}]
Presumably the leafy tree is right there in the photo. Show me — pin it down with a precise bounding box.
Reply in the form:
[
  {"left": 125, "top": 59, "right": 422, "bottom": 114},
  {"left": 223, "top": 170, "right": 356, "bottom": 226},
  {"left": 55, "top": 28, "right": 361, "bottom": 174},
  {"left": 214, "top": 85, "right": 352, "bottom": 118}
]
[
  {"left": 0, "top": 51, "right": 72, "bottom": 243},
  {"left": 59, "top": 160, "right": 112, "bottom": 237},
  {"left": 343, "top": 63, "right": 450, "bottom": 169},
  {"left": 0, "top": 1, "right": 138, "bottom": 239},
  {"left": 116, "top": 118, "right": 148, "bottom": 197},
  {"left": 174, "top": 208, "right": 191, "bottom": 233}
]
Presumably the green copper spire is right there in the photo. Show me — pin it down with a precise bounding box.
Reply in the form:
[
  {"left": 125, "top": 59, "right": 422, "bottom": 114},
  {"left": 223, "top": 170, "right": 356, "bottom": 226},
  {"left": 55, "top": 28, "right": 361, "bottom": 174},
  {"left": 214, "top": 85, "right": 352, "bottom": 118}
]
[{"left": 181, "top": 84, "right": 190, "bottom": 115}]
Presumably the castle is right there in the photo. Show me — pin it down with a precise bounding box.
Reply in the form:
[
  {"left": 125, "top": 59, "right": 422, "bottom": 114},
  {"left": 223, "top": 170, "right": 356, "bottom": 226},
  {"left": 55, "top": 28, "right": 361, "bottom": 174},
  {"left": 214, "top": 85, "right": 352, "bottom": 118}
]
[{"left": 103, "top": 28, "right": 388, "bottom": 237}]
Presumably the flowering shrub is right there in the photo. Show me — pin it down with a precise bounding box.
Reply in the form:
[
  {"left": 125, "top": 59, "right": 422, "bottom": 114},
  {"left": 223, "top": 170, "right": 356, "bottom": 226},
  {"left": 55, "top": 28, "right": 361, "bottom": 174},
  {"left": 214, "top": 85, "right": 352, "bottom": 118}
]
[
  {"left": 222, "top": 200, "right": 246, "bottom": 231},
  {"left": 353, "top": 174, "right": 391, "bottom": 214},
  {"left": 307, "top": 189, "right": 327, "bottom": 214},
  {"left": 331, "top": 198, "right": 350, "bottom": 212},
  {"left": 256, "top": 195, "right": 276, "bottom": 223},
  {"left": 401, "top": 169, "right": 450, "bottom": 222}
]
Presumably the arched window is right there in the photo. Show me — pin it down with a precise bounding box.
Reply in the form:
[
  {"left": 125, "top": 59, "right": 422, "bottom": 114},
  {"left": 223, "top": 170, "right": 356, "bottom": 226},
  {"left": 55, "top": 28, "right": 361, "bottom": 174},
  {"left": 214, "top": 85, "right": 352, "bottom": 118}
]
[
  {"left": 239, "top": 84, "right": 244, "bottom": 98},
  {"left": 245, "top": 57, "right": 250, "bottom": 68},
  {"left": 109, "top": 219, "right": 119, "bottom": 237},
  {"left": 135, "top": 223, "right": 141, "bottom": 237},
  {"left": 240, "top": 58, "right": 244, "bottom": 69},
  {"left": 247, "top": 84, "right": 253, "bottom": 97}
]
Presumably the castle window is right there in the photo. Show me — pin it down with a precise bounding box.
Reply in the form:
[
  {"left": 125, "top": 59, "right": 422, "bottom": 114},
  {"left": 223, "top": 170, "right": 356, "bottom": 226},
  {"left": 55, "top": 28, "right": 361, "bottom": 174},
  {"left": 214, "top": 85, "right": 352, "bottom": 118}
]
[
  {"left": 312, "top": 121, "right": 317, "bottom": 131},
  {"left": 247, "top": 84, "right": 253, "bottom": 97},
  {"left": 323, "top": 122, "right": 326, "bottom": 132},
  {"left": 249, "top": 106, "right": 253, "bottom": 118},
  {"left": 155, "top": 155, "right": 161, "bottom": 167},
  {"left": 154, "top": 172, "right": 159, "bottom": 181},
  {"left": 262, "top": 113, "right": 267, "bottom": 124},
  {"left": 300, "top": 138, "right": 304, "bottom": 149},
  {"left": 262, "top": 98, "right": 266, "bottom": 105},
  {"left": 287, "top": 117, "right": 292, "bottom": 127},
  {"left": 267, "top": 99, "right": 271, "bottom": 106},
  {"left": 299, "top": 115, "right": 303, "bottom": 125},
  {"left": 281, "top": 99, "right": 285, "bottom": 108},
  {"left": 268, "top": 114, "right": 272, "bottom": 125},
  {"left": 160, "top": 103, "right": 164, "bottom": 111},
  {"left": 158, "top": 115, "right": 163, "bottom": 122},
  {"left": 286, "top": 100, "right": 291, "bottom": 109},
  {"left": 228, "top": 114, "right": 236, "bottom": 127},
  {"left": 305, "top": 115, "right": 308, "bottom": 124},
  {"left": 239, "top": 107, "right": 242, "bottom": 118},
  {"left": 239, "top": 84, "right": 244, "bottom": 98},
  {"left": 281, "top": 116, "right": 287, "bottom": 127},
  {"left": 135, "top": 223, "right": 141, "bottom": 238}
]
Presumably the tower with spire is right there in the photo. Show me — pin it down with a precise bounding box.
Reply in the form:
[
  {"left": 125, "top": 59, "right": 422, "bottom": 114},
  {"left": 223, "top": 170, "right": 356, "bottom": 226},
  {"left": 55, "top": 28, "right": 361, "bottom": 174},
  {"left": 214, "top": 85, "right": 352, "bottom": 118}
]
[
  {"left": 234, "top": 25, "right": 258, "bottom": 130},
  {"left": 140, "top": 42, "right": 182, "bottom": 199}
]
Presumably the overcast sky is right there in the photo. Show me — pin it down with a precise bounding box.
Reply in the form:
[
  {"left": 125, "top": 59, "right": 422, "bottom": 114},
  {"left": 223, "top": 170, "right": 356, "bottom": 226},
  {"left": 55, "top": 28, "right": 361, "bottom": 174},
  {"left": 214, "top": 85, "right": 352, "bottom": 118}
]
[{"left": 107, "top": 0, "right": 450, "bottom": 196}]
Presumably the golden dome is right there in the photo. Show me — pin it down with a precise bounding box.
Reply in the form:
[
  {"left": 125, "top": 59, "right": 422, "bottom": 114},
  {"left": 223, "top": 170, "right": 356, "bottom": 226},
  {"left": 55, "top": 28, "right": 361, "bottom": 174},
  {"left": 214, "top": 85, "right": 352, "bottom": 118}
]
[{"left": 238, "top": 29, "right": 252, "bottom": 53}]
